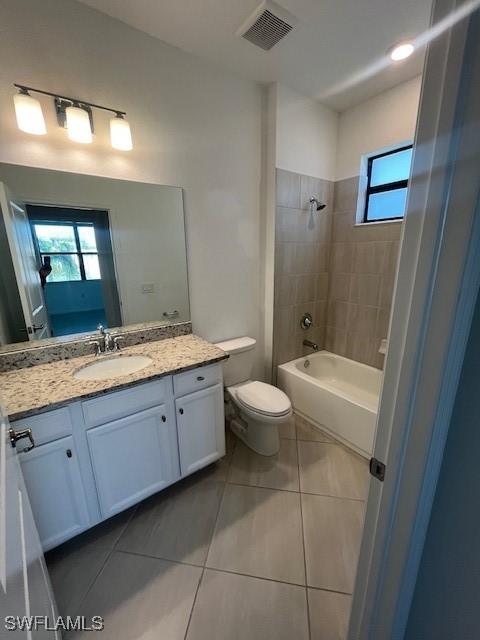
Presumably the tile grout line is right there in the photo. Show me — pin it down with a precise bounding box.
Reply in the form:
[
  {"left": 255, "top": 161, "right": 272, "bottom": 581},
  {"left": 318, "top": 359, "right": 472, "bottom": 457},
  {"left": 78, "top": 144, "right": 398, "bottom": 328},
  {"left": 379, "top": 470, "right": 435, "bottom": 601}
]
[
  {"left": 225, "top": 479, "right": 367, "bottom": 503},
  {"left": 296, "top": 433, "right": 312, "bottom": 640},
  {"left": 95, "top": 547, "right": 355, "bottom": 597},
  {"left": 183, "top": 430, "right": 233, "bottom": 640},
  {"left": 69, "top": 505, "right": 139, "bottom": 619}
]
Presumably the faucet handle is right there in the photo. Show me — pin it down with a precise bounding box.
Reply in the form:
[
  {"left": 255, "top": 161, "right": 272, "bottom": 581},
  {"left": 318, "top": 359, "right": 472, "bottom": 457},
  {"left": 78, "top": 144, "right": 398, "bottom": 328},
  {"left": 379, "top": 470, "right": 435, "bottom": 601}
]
[
  {"left": 113, "top": 335, "right": 125, "bottom": 350},
  {"left": 97, "top": 324, "right": 106, "bottom": 335},
  {"left": 89, "top": 340, "right": 102, "bottom": 356}
]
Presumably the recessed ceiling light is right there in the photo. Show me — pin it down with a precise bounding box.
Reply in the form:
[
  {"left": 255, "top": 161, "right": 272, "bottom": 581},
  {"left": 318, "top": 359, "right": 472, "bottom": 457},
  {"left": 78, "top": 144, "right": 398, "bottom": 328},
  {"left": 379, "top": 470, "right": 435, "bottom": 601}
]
[{"left": 390, "top": 42, "right": 415, "bottom": 62}]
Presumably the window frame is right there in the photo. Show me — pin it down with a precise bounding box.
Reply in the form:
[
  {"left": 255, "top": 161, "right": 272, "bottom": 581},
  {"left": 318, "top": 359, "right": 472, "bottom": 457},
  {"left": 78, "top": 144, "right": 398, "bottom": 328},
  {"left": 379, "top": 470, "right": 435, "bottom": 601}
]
[
  {"left": 363, "top": 143, "right": 413, "bottom": 223},
  {"left": 31, "top": 219, "right": 100, "bottom": 282}
]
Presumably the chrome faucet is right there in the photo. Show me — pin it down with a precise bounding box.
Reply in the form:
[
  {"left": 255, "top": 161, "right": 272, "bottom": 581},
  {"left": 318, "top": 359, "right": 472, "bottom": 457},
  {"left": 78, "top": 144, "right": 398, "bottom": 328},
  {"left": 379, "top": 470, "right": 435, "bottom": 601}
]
[
  {"left": 303, "top": 339, "right": 319, "bottom": 352},
  {"left": 89, "top": 325, "right": 124, "bottom": 355},
  {"left": 98, "top": 324, "right": 113, "bottom": 352}
]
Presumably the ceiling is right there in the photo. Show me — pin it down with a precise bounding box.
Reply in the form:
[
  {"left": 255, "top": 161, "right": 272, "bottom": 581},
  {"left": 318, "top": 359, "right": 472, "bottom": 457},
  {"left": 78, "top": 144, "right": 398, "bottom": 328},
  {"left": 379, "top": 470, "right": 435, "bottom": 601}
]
[{"left": 77, "top": 0, "right": 432, "bottom": 111}]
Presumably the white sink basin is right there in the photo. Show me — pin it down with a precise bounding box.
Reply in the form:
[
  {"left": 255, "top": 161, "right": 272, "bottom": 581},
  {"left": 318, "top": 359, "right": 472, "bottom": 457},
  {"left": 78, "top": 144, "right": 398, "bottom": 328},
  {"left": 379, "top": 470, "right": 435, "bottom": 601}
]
[{"left": 74, "top": 354, "right": 153, "bottom": 381}]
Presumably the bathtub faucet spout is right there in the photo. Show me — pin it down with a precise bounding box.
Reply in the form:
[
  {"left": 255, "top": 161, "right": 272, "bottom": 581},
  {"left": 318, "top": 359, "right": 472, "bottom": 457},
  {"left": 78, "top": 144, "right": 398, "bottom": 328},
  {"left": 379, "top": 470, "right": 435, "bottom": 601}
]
[{"left": 303, "top": 339, "right": 319, "bottom": 351}]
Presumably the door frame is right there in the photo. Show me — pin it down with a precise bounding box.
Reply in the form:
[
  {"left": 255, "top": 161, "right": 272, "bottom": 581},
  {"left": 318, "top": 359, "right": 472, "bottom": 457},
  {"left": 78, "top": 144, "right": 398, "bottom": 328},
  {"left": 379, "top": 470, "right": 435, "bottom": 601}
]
[{"left": 348, "top": 0, "right": 480, "bottom": 637}]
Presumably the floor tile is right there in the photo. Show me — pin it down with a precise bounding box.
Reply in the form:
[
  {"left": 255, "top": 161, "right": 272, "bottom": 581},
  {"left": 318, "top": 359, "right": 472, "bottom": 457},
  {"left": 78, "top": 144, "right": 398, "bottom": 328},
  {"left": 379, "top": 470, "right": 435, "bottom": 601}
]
[
  {"left": 295, "top": 415, "right": 335, "bottom": 442},
  {"left": 56, "top": 507, "right": 135, "bottom": 557},
  {"left": 46, "top": 544, "right": 111, "bottom": 617},
  {"left": 46, "top": 508, "right": 135, "bottom": 616},
  {"left": 228, "top": 440, "right": 299, "bottom": 491},
  {"left": 207, "top": 484, "right": 305, "bottom": 585},
  {"left": 71, "top": 551, "right": 202, "bottom": 639},
  {"left": 117, "top": 475, "right": 224, "bottom": 565},
  {"left": 308, "top": 588, "right": 351, "bottom": 640},
  {"left": 302, "top": 494, "right": 364, "bottom": 593},
  {"left": 187, "top": 569, "right": 309, "bottom": 640},
  {"left": 298, "top": 442, "right": 369, "bottom": 499},
  {"left": 278, "top": 415, "right": 296, "bottom": 439}
]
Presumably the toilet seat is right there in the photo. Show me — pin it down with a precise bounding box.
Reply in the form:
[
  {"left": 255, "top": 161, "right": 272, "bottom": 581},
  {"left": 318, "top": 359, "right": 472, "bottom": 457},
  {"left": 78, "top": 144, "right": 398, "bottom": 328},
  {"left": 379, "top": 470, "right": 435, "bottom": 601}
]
[{"left": 235, "top": 381, "right": 291, "bottom": 417}]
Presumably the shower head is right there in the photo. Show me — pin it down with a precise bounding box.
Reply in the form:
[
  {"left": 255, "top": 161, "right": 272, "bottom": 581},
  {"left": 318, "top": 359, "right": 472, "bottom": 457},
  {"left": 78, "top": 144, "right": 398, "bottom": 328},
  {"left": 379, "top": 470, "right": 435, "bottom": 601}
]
[{"left": 309, "top": 197, "right": 326, "bottom": 212}]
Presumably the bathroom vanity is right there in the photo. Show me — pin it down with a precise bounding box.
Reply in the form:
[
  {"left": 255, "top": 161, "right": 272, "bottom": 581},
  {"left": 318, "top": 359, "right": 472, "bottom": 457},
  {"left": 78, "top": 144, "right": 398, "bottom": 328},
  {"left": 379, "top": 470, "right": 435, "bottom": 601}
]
[
  {"left": 0, "top": 163, "right": 229, "bottom": 553},
  {"left": 2, "top": 334, "right": 227, "bottom": 552}
]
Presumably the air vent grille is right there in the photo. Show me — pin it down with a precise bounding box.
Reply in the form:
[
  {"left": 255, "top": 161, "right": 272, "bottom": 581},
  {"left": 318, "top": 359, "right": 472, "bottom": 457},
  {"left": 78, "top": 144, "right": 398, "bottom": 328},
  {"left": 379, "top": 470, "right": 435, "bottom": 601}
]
[{"left": 241, "top": 8, "right": 294, "bottom": 51}]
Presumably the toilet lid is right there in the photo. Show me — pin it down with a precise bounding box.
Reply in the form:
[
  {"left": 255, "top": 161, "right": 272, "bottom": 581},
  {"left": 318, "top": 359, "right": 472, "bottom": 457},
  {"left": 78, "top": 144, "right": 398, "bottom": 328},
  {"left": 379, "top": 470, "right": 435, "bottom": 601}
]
[{"left": 236, "top": 381, "right": 291, "bottom": 417}]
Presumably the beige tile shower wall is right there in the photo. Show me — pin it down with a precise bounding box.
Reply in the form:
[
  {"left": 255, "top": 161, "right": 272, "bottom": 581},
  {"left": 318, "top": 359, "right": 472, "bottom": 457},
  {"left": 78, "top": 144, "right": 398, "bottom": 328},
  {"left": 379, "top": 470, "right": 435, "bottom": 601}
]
[
  {"left": 273, "top": 169, "right": 334, "bottom": 369},
  {"left": 326, "top": 177, "right": 402, "bottom": 369}
]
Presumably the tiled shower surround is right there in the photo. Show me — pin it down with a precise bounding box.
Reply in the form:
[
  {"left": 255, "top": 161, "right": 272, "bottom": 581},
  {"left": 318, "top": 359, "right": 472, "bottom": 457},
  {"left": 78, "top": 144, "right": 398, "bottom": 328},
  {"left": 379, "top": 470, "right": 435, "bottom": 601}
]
[
  {"left": 274, "top": 169, "right": 333, "bottom": 368},
  {"left": 273, "top": 169, "right": 402, "bottom": 371}
]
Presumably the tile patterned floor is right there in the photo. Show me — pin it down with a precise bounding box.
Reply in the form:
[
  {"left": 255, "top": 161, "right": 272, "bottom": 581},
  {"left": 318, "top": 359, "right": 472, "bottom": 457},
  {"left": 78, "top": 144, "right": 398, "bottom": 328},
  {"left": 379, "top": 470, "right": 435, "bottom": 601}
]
[{"left": 47, "top": 414, "right": 369, "bottom": 640}]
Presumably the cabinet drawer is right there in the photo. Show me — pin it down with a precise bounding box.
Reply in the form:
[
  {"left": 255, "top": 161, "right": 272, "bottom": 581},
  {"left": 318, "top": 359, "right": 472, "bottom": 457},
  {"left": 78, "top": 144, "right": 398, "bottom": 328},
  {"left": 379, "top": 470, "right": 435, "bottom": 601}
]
[
  {"left": 82, "top": 378, "right": 171, "bottom": 427},
  {"left": 12, "top": 407, "right": 73, "bottom": 447},
  {"left": 174, "top": 363, "right": 222, "bottom": 397}
]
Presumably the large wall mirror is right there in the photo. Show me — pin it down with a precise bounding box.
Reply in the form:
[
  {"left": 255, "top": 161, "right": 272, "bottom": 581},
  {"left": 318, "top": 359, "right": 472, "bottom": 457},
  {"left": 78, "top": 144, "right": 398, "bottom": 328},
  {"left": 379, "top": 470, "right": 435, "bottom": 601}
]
[{"left": 0, "top": 163, "right": 190, "bottom": 348}]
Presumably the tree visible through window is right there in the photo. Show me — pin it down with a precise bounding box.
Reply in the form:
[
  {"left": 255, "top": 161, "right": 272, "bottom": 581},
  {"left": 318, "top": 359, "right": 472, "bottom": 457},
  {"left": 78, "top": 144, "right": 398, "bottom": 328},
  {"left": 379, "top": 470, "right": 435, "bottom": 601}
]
[
  {"left": 32, "top": 222, "right": 101, "bottom": 282},
  {"left": 363, "top": 144, "right": 413, "bottom": 222}
]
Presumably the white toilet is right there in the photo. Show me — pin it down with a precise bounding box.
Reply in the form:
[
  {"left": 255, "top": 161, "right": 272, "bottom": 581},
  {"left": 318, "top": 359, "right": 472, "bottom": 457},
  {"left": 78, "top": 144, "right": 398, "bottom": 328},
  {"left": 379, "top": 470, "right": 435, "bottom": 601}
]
[{"left": 215, "top": 337, "right": 292, "bottom": 456}]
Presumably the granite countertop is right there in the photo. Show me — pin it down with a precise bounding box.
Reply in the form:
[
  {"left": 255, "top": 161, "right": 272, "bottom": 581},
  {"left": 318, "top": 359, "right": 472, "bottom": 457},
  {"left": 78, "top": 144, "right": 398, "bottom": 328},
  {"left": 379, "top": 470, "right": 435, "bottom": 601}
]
[{"left": 0, "top": 334, "right": 228, "bottom": 421}]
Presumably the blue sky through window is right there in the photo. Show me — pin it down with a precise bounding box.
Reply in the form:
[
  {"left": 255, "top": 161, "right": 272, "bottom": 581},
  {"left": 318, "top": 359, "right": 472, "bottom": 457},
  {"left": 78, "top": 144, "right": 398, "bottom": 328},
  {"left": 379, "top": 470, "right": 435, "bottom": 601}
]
[
  {"left": 364, "top": 145, "right": 412, "bottom": 222},
  {"left": 370, "top": 148, "right": 412, "bottom": 186}
]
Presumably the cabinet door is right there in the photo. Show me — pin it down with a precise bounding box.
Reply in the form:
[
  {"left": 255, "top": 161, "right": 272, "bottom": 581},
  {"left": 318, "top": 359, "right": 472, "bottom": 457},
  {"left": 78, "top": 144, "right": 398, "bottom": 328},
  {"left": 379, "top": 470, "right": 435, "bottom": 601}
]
[
  {"left": 20, "top": 436, "right": 90, "bottom": 551},
  {"left": 87, "top": 405, "right": 179, "bottom": 519},
  {"left": 176, "top": 383, "right": 225, "bottom": 476}
]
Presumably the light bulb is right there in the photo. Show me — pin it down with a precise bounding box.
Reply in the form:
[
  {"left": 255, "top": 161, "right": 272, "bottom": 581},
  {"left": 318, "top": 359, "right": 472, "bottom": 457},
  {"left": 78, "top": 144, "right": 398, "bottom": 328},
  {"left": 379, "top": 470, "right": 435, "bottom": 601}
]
[
  {"left": 14, "top": 91, "right": 46, "bottom": 135},
  {"left": 66, "top": 105, "right": 92, "bottom": 143},
  {"left": 390, "top": 42, "right": 415, "bottom": 62},
  {"left": 110, "top": 114, "right": 132, "bottom": 151}
]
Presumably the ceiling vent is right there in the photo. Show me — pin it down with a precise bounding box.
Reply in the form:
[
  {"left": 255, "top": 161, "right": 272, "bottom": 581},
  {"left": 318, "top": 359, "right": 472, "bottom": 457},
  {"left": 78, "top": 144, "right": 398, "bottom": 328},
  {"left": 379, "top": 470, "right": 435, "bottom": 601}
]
[{"left": 237, "top": 1, "right": 298, "bottom": 51}]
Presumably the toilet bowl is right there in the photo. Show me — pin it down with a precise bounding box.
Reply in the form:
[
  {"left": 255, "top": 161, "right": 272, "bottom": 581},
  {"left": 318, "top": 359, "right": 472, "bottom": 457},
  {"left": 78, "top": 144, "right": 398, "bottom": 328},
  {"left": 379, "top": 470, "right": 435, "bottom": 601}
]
[{"left": 215, "top": 338, "right": 292, "bottom": 456}]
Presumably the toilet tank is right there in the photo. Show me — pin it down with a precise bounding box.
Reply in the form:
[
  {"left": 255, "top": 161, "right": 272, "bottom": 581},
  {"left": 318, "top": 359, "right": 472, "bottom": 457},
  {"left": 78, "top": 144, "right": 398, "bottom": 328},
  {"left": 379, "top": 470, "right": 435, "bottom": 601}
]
[{"left": 215, "top": 337, "right": 256, "bottom": 386}]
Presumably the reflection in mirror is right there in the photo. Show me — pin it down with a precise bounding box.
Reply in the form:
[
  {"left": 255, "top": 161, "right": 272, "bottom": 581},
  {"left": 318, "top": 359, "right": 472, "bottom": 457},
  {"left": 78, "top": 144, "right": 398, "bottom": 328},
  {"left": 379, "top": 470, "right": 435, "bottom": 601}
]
[{"left": 0, "top": 163, "right": 190, "bottom": 348}]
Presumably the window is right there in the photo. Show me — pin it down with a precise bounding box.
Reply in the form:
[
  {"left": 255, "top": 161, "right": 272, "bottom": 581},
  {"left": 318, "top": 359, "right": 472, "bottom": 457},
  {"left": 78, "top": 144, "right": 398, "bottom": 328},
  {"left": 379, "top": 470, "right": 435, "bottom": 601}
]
[
  {"left": 363, "top": 144, "right": 413, "bottom": 222},
  {"left": 32, "top": 221, "right": 101, "bottom": 282}
]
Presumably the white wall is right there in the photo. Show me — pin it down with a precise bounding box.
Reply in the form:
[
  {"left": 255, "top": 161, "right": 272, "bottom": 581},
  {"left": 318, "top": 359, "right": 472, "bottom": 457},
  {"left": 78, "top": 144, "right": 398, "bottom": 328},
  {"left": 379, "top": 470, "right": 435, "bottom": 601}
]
[
  {"left": 336, "top": 76, "right": 422, "bottom": 180},
  {"left": 0, "top": 0, "right": 263, "bottom": 371},
  {"left": 275, "top": 84, "right": 338, "bottom": 181}
]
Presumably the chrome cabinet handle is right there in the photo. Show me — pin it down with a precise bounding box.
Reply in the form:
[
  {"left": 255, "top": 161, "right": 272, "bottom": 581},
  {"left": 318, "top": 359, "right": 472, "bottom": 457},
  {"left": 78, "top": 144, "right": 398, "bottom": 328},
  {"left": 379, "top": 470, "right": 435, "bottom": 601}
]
[
  {"left": 162, "top": 310, "right": 179, "bottom": 318},
  {"left": 9, "top": 427, "right": 35, "bottom": 453}
]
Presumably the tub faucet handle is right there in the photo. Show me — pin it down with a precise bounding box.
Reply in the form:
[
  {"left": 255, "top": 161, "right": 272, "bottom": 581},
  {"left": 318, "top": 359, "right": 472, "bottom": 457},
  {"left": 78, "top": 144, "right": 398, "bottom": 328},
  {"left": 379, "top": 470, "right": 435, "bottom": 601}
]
[{"left": 300, "top": 313, "right": 313, "bottom": 330}]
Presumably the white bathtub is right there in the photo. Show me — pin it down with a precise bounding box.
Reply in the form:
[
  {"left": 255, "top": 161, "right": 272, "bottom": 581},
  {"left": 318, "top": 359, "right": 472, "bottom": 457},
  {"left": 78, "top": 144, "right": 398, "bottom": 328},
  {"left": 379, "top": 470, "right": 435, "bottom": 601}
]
[{"left": 277, "top": 351, "right": 382, "bottom": 458}]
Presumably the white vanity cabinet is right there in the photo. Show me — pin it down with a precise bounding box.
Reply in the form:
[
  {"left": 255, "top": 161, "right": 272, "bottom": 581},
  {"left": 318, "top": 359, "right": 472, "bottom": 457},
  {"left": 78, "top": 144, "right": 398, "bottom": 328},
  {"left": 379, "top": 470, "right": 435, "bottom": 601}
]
[
  {"left": 19, "top": 436, "right": 91, "bottom": 551},
  {"left": 12, "top": 362, "right": 225, "bottom": 551},
  {"left": 176, "top": 384, "right": 225, "bottom": 476},
  {"left": 87, "top": 405, "right": 179, "bottom": 519}
]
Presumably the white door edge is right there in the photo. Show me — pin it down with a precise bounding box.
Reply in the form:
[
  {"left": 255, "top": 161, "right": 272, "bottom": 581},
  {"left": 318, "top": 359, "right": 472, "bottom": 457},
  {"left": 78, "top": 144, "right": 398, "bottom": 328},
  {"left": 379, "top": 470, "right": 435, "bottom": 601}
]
[{"left": 348, "top": 0, "right": 480, "bottom": 638}]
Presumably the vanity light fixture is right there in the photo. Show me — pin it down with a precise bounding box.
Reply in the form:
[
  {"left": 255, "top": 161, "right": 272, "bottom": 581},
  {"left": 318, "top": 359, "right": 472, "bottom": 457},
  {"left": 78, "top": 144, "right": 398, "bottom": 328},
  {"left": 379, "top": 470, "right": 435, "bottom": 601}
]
[
  {"left": 65, "top": 103, "right": 93, "bottom": 144},
  {"left": 110, "top": 112, "right": 133, "bottom": 151},
  {"left": 13, "top": 87, "right": 46, "bottom": 135},
  {"left": 13, "top": 84, "right": 133, "bottom": 150},
  {"left": 389, "top": 41, "right": 415, "bottom": 62}
]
